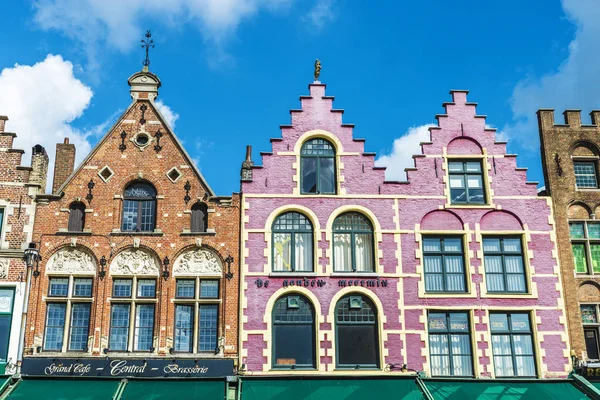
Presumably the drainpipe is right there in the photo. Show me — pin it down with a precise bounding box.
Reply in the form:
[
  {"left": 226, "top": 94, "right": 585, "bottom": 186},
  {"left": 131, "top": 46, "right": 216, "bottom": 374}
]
[{"left": 16, "top": 268, "right": 32, "bottom": 374}]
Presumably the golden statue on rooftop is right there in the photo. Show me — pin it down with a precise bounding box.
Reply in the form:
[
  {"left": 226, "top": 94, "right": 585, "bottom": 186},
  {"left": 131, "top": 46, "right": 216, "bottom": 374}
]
[{"left": 314, "top": 59, "right": 322, "bottom": 81}]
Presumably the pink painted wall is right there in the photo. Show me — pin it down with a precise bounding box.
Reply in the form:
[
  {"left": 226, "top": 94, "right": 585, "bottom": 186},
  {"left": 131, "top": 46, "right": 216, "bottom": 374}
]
[{"left": 240, "top": 84, "right": 568, "bottom": 378}]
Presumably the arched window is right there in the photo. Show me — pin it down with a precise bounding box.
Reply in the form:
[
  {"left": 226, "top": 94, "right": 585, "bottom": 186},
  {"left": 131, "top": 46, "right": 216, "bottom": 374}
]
[
  {"left": 333, "top": 212, "right": 374, "bottom": 272},
  {"left": 68, "top": 202, "right": 86, "bottom": 232},
  {"left": 335, "top": 294, "right": 379, "bottom": 368},
  {"left": 121, "top": 182, "right": 157, "bottom": 232},
  {"left": 272, "top": 294, "right": 315, "bottom": 368},
  {"left": 272, "top": 212, "right": 313, "bottom": 272},
  {"left": 300, "top": 138, "right": 336, "bottom": 194},
  {"left": 191, "top": 203, "right": 208, "bottom": 233}
]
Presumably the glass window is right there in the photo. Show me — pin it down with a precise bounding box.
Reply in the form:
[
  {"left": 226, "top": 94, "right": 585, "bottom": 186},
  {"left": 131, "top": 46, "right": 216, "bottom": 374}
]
[
  {"left": 73, "top": 278, "right": 93, "bottom": 297},
  {"left": 68, "top": 303, "right": 90, "bottom": 351},
  {"left": 272, "top": 295, "right": 315, "bottom": 368},
  {"left": 423, "top": 237, "right": 467, "bottom": 292},
  {"left": 574, "top": 161, "right": 598, "bottom": 188},
  {"left": 582, "top": 305, "right": 600, "bottom": 360},
  {"left": 191, "top": 203, "right": 208, "bottom": 233},
  {"left": 136, "top": 280, "right": 156, "bottom": 298},
  {"left": 483, "top": 237, "right": 526, "bottom": 293},
  {"left": 428, "top": 312, "right": 473, "bottom": 376},
  {"left": 200, "top": 281, "right": 219, "bottom": 298},
  {"left": 335, "top": 294, "right": 378, "bottom": 368},
  {"left": 48, "top": 278, "right": 68, "bottom": 297},
  {"left": 448, "top": 160, "right": 485, "bottom": 204},
  {"left": 134, "top": 304, "right": 155, "bottom": 351},
  {"left": 43, "top": 303, "right": 66, "bottom": 351},
  {"left": 0, "top": 290, "right": 13, "bottom": 362},
  {"left": 333, "top": 213, "right": 374, "bottom": 272},
  {"left": 490, "top": 312, "right": 536, "bottom": 377},
  {"left": 198, "top": 304, "right": 218, "bottom": 352},
  {"left": 174, "top": 304, "right": 193, "bottom": 352},
  {"left": 109, "top": 304, "right": 130, "bottom": 351},
  {"left": 300, "top": 138, "right": 336, "bottom": 194},
  {"left": 272, "top": 212, "right": 313, "bottom": 272},
  {"left": 570, "top": 221, "right": 600, "bottom": 274},
  {"left": 113, "top": 279, "right": 132, "bottom": 298},
  {"left": 176, "top": 280, "right": 195, "bottom": 298},
  {"left": 121, "top": 182, "right": 157, "bottom": 232},
  {"left": 68, "top": 202, "right": 86, "bottom": 232}
]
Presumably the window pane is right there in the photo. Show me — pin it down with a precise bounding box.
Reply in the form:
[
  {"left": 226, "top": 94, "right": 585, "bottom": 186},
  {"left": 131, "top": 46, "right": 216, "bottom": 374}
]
[
  {"left": 354, "top": 233, "right": 374, "bottom": 272},
  {"left": 333, "top": 233, "right": 352, "bottom": 272},
  {"left": 274, "top": 324, "right": 315, "bottom": 367},
  {"left": 301, "top": 139, "right": 335, "bottom": 156},
  {"left": 73, "top": 278, "right": 92, "bottom": 297},
  {"left": 443, "top": 238, "right": 462, "bottom": 252},
  {"left": 113, "top": 279, "right": 132, "bottom": 298},
  {"left": 337, "top": 325, "right": 378, "bottom": 366},
  {"left": 49, "top": 278, "right": 68, "bottom": 297},
  {"left": 449, "top": 313, "right": 469, "bottom": 332},
  {"left": 490, "top": 314, "right": 509, "bottom": 332},
  {"left": 295, "top": 233, "right": 313, "bottom": 272},
  {"left": 124, "top": 183, "right": 156, "bottom": 198},
  {"left": 319, "top": 157, "right": 336, "bottom": 194},
  {"left": 572, "top": 244, "right": 589, "bottom": 273},
  {"left": 591, "top": 244, "right": 600, "bottom": 273},
  {"left": 484, "top": 256, "right": 503, "bottom": 274},
  {"left": 200, "top": 281, "right": 219, "bottom": 298},
  {"left": 134, "top": 304, "right": 154, "bottom": 351},
  {"left": 465, "top": 162, "right": 481, "bottom": 172},
  {"left": 483, "top": 239, "right": 501, "bottom": 252},
  {"left": 589, "top": 223, "right": 600, "bottom": 239},
  {"left": 122, "top": 199, "right": 138, "bottom": 231},
  {"left": 423, "top": 238, "right": 441, "bottom": 252},
  {"left": 109, "top": 304, "right": 130, "bottom": 351},
  {"left": 449, "top": 177, "right": 466, "bottom": 204},
  {"left": 570, "top": 222, "right": 586, "bottom": 238},
  {"left": 575, "top": 162, "right": 598, "bottom": 188},
  {"left": 198, "top": 304, "right": 218, "bottom": 352},
  {"left": 502, "top": 239, "right": 522, "bottom": 252},
  {"left": 140, "top": 200, "right": 155, "bottom": 232},
  {"left": 510, "top": 314, "right": 531, "bottom": 332},
  {"left": 581, "top": 305, "right": 598, "bottom": 324},
  {"left": 424, "top": 256, "right": 443, "bottom": 292},
  {"left": 301, "top": 157, "right": 317, "bottom": 194},
  {"left": 0, "top": 315, "right": 10, "bottom": 361},
  {"left": 273, "top": 232, "right": 292, "bottom": 272},
  {"left": 428, "top": 314, "right": 448, "bottom": 332},
  {"left": 44, "top": 303, "right": 66, "bottom": 351},
  {"left": 137, "top": 280, "right": 156, "bottom": 298},
  {"left": 448, "top": 162, "right": 463, "bottom": 172},
  {"left": 174, "top": 305, "right": 193, "bottom": 352},
  {"left": 69, "top": 303, "right": 90, "bottom": 351},
  {"left": 176, "top": 280, "right": 195, "bottom": 298}
]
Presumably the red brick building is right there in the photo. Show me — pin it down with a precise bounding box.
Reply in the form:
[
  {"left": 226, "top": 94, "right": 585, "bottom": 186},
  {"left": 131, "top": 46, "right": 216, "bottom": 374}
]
[{"left": 22, "top": 65, "right": 240, "bottom": 390}]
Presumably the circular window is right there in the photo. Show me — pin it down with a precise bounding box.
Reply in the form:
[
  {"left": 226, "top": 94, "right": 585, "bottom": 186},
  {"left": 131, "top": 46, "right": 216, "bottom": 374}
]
[{"left": 135, "top": 134, "right": 149, "bottom": 146}]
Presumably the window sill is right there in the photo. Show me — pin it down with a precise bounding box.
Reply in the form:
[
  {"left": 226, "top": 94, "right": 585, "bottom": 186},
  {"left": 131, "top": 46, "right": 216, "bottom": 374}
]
[
  {"left": 55, "top": 231, "right": 93, "bottom": 236},
  {"left": 180, "top": 231, "right": 216, "bottom": 237},
  {"left": 110, "top": 231, "right": 164, "bottom": 236},
  {"left": 576, "top": 188, "right": 600, "bottom": 191},
  {"left": 444, "top": 204, "right": 495, "bottom": 209},
  {"left": 271, "top": 366, "right": 317, "bottom": 371},
  {"left": 333, "top": 367, "right": 381, "bottom": 371}
]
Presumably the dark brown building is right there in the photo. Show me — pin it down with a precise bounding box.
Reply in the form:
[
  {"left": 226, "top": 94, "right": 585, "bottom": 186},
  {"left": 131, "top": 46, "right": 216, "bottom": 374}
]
[{"left": 538, "top": 108, "right": 600, "bottom": 365}]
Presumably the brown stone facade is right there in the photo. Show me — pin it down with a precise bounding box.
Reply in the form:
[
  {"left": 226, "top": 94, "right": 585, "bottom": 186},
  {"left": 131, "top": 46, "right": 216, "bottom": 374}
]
[
  {"left": 25, "top": 69, "right": 240, "bottom": 366},
  {"left": 538, "top": 109, "right": 600, "bottom": 361}
]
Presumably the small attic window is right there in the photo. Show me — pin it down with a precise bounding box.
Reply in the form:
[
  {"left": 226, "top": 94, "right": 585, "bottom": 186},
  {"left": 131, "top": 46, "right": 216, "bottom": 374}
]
[
  {"left": 167, "top": 167, "right": 182, "bottom": 183},
  {"left": 98, "top": 166, "right": 114, "bottom": 182},
  {"left": 135, "top": 133, "right": 149, "bottom": 146}
]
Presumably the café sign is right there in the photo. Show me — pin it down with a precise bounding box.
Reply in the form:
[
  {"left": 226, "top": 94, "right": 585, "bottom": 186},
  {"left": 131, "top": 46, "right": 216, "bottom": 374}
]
[{"left": 21, "top": 357, "right": 234, "bottom": 378}]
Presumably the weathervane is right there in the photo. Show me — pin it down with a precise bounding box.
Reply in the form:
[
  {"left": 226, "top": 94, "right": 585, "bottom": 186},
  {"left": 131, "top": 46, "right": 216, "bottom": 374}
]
[
  {"left": 141, "top": 30, "right": 155, "bottom": 69},
  {"left": 314, "top": 59, "right": 321, "bottom": 81}
]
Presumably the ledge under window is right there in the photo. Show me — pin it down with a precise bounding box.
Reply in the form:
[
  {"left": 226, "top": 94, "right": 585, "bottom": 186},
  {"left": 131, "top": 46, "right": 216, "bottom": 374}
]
[
  {"left": 110, "top": 230, "right": 164, "bottom": 237},
  {"left": 180, "top": 230, "right": 216, "bottom": 237},
  {"left": 56, "top": 231, "right": 93, "bottom": 236}
]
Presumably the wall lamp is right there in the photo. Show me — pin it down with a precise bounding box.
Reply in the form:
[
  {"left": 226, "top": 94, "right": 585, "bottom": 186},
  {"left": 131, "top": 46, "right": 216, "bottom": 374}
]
[{"left": 23, "top": 242, "right": 41, "bottom": 278}]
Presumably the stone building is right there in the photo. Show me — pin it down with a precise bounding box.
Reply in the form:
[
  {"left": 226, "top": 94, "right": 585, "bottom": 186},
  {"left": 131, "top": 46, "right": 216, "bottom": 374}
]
[
  {"left": 0, "top": 116, "right": 48, "bottom": 374},
  {"left": 538, "top": 109, "right": 600, "bottom": 372},
  {"left": 238, "top": 79, "right": 570, "bottom": 397},
  {"left": 16, "top": 64, "right": 240, "bottom": 396}
]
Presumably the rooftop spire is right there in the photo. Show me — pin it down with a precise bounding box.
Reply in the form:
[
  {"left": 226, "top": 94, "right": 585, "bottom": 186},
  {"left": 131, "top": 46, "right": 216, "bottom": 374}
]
[
  {"left": 141, "top": 30, "right": 155, "bottom": 72},
  {"left": 314, "top": 59, "right": 321, "bottom": 82}
]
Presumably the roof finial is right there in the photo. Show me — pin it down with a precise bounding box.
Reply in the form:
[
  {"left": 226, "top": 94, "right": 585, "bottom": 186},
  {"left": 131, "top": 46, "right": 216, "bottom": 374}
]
[
  {"left": 314, "top": 59, "right": 321, "bottom": 81},
  {"left": 141, "top": 30, "right": 155, "bottom": 72}
]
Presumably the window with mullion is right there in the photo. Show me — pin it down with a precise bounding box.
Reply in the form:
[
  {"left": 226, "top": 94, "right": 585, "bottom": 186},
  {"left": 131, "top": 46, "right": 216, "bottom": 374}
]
[
  {"left": 300, "top": 138, "right": 336, "bottom": 194},
  {"left": 335, "top": 294, "right": 379, "bottom": 368},
  {"left": 570, "top": 221, "right": 600, "bottom": 274},
  {"left": 483, "top": 237, "right": 526, "bottom": 293},
  {"left": 423, "top": 237, "right": 466, "bottom": 292},
  {"left": 109, "top": 303, "right": 130, "bottom": 351},
  {"left": 428, "top": 312, "right": 473, "bottom": 377},
  {"left": 134, "top": 304, "right": 155, "bottom": 351},
  {"left": 448, "top": 160, "right": 485, "bottom": 204},
  {"left": 333, "top": 213, "right": 374, "bottom": 272},
  {"left": 490, "top": 312, "right": 536, "bottom": 377},
  {"left": 272, "top": 295, "right": 315, "bottom": 368},
  {"left": 574, "top": 161, "right": 599, "bottom": 189},
  {"left": 68, "top": 303, "right": 91, "bottom": 351},
  {"left": 121, "top": 182, "right": 157, "bottom": 232},
  {"left": 272, "top": 212, "right": 313, "bottom": 272},
  {"left": 580, "top": 304, "right": 600, "bottom": 360},
  {"left": 43, "top": 303, "right": 66, "bottom": 351}
]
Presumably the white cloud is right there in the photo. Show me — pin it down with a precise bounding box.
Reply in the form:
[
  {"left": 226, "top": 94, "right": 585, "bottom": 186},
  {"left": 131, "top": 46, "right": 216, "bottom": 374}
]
[
  {"left": 504, "top": 0, "right": 600, "bottom": 149},
  {"left": 303, "top": 0, "right": 336, "bottom": 30},
  {"left": 155, "top": 100, "right": 180, "bottom": 130},
  {"left": 375, "top": 124, "right": 435, "bottom": 182},
  {"left": 0, "top": 54, "right": 94, "bottom": 192}
]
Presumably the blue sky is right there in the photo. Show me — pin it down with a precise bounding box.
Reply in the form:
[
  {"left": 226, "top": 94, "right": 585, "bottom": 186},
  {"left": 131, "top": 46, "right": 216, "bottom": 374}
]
[{"left": 0, "top": 0, "right": 597, "bottom": 195}]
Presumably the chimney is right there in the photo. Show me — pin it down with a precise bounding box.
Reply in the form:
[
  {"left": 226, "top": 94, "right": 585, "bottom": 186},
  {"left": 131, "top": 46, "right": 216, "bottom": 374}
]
[
  {"left": 240, "top": 145, "right": 254, "bottom": 182},
  {"left": 0, "top": 116, "right": 7, "bottom": 132},
  {"left": 30, "top": 145, "right": 49, "bottom": 192},
  {"left": 52, "top": 138, "right": 76, "bottom": 193}
]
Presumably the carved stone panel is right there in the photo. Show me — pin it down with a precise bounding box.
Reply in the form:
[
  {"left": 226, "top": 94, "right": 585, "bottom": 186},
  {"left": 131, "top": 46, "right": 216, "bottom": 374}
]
[
  {"left": 111, "top": 249, "right": 159, "bottom": 276},
  {"left": 174, "top": 249, "right": 222, "bottom": 276},
  {"left": 0, "top": 259, "right": 8, "bottom": 279},
  {"left": 47, "top": 248, "right": 95, "bottom": 275}
]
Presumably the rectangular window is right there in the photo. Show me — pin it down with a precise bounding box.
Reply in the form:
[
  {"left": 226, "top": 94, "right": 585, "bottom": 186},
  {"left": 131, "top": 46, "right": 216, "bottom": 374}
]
[
  {"left": 570, "top": 221, "right": 600, "bottom": 274},
  {"left": 73, "top": 278, "right": 93, "bottom": 297},
  {"left": 423, "top": 237, "right": 466, "bottom": 293},
  {"left": 121, "top": 200, "right": 138, "bottom": 232},
  {"left": 109, "top": 304, "right": 130, "bottom": 351},
  {"left": 48, "top": 278, "right": 69, "bottom": 297},
  {"left": 490, "top": 312, "right": 536, "bottom": 377},
  {"left": 200, "top": 281, "right": 219, "bottom": 299},
  {"left": 483, "top": 237, "right": 526, "bottom": 293},
  {"left": 136, "top": 279, "right": 156, "bottom": 298},
  {"left": 68, "top": 303, "right": 90, "bottom": 351},
  {"left": 0, "top": 290, "right": 14, "bottom": 362},
  {"left": 581, "top": 304, "right": 600, "bottom": 360},
  {"left": 448, "top": 160, "right": 485, "bottom": 204},
  {"left": 43, "top": 303, "right": 66, "bottom": 351},
  {"left": 176, "top": 280, "right": 195, "bottom": 299},
  {"left": 140, "top": 201, "right": 156, "bottom": 232},
  {"left": 428, "top": 312, "right": 473, "bottom": 376},
  {"left": 198, "top": 304, "right": 218, "bottom": 352},
  {"left": 174, "top": 304, "right": 193, "bottom": 352},
  {"left": 134, "top": 304, "right": 155, "bottom": 351},
  {"left": 574, "top": 161, "right": 598, "bottom": 188},
  {"left": 113, "top": 279, "right": 132, "bottom": 298}
]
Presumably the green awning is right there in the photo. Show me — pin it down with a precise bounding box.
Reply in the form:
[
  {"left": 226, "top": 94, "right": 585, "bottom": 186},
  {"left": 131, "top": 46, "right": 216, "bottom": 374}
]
[
  {"left": 119, "top": 379, "right": 227, "bottom": 400},
  {"left": 423, "top": 379, "right": 589, "bottom": 400},
  {"left": 240, "top": 377, "right": 425, "bottom": 400},
  {"left": 6, "top": 378, "right": 122, "bottom": 400}
]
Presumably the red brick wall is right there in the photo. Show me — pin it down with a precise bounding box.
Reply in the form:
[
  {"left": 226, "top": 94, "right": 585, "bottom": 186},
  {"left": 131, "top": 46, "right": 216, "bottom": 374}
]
[{"left": 52, "top": 138, "right": 75, "bottom": 193}]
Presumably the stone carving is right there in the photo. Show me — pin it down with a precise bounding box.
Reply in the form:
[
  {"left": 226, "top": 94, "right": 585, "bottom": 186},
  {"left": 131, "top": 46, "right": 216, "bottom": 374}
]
[
  {"left": 174, "top": 249, "right": 222, "bottom": 276},
  {"left": 0, "top": 259, "right": 8, "bottom": 279},
  {"left": 111, "top": 249, "right": 158, "bottom": 275},
  {"left": 47, "top": 248, "right": 94, "bottom": 274}
]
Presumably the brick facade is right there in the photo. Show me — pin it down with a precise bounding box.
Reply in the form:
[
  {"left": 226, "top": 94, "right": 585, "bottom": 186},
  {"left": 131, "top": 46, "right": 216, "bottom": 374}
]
[{"left": 25, "top": 68, "right": 240, "bottom": 364}]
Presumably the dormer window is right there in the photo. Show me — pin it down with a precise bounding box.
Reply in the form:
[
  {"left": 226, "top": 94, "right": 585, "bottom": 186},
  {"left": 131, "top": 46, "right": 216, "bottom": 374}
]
[
  {"left": 448, "top": 160, "right": 485, "bottom": 204},
  {"left": 191, "top": 203, "right": 208, "bottom": 233},
  {"left": 300, "top": 138, "right": 336, "bottom": 194},
  {"left": 68, "top": 202, "right": 86, "bottom": 232},
  {"left": 121, "top": 182, "right": 157, "bottom": 232}
]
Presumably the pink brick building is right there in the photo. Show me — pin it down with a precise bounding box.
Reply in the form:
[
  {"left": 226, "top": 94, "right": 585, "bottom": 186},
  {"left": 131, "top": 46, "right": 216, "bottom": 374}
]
[{"left": 239, "top": 81, "right": 569, "bottom": 379}]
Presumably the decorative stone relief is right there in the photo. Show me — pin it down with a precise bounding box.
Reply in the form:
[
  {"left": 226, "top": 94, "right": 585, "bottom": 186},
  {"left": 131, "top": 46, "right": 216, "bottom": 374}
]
[
  {"left": 111, "top": 249, "right": 159, "bottom": 276},
  {"left": 0, "top": 259, "right": 8, "bottom": 279},
  {"left": 174, "top": 249, "right": 222, "bottom": 276},
  {"left": 47, "top": 248, "right": 95, "bottom": 274}
]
